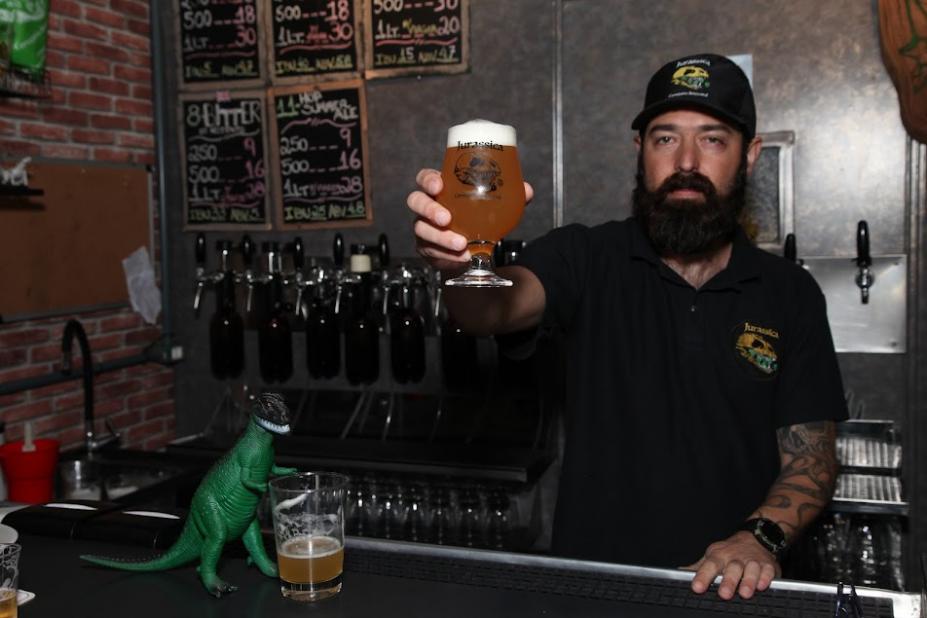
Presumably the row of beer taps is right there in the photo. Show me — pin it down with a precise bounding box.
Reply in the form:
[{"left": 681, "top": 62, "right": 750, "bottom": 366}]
[{"left": 192, "top": 232, "right": 438, "bottom": 328}]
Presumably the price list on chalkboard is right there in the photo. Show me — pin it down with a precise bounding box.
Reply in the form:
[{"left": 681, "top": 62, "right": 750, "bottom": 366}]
[
  {"left": 178, "top": 0, "right": 262, "bottom": 86},
  {"left": 181, "top": 94, "right": 270, "bottom": 228},
  {"left": 271, "top": 83, "right": 371, "bottom": 227},
  {"left": 365, "top": 0, "right": 468, "bottom": 77},
  {"left": 270, "top": 0, "right": 361, "bottom": 80}
]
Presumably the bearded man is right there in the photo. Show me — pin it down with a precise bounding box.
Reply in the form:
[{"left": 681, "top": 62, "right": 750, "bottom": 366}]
[{"left": 406, "top": 53, "right": 846, "bottom": 601}]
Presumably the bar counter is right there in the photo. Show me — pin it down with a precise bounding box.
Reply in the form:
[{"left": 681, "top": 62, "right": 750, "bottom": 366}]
[{"left": 17, "top": 533, "right": 922, "bottom": 618}]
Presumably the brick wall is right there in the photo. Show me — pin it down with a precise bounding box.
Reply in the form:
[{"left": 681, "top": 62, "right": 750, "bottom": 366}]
[{"left": 0, "top": 0, "right": 175, "bottom": 451}]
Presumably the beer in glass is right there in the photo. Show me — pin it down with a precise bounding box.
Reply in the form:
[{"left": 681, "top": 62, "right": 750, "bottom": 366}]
[
  {"left": 269, "top": 473, "right": 347, "bottom": 602},
  {"left": 438, "top": 119, "right": 526, "bottom": 287}
]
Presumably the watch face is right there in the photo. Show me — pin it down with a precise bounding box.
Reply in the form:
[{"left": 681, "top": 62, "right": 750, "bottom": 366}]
[{"left": 756, "top": 519, "right": 786, "bottom": 549}]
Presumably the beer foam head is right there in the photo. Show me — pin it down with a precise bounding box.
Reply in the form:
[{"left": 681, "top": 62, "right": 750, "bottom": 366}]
[{"left": 447, "top": 119, "right": 517, "bottom": 147}]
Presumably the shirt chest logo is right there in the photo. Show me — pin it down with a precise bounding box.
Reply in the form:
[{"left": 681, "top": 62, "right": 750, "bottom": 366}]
[{"left": 733, "top": 321, "right": 780, "bottom": 377}]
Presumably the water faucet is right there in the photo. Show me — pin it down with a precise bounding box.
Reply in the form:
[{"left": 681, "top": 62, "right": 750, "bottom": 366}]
[{"left": 62, "top": 319, "right": 120, "bottom": 455}]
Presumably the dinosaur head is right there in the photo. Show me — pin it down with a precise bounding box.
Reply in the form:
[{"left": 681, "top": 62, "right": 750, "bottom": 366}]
[{"left": 251, "top": 392, "right": 292, "bottom": 435}]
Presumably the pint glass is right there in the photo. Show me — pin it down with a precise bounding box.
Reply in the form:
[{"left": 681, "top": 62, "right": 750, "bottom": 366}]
[
  {"left": 0, "top": 544, "right": 19, "bottom": 618},
  {"left": 438, "top": 119, "right": 526, "bottom": 287},
  {"left": 269, "top": 472, "right": 347, "bottom": 602}
]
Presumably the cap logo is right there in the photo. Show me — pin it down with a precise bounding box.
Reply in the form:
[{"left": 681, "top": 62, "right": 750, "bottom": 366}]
[{"left": 671, "top": 66, "right": 710, "bottom": 91}]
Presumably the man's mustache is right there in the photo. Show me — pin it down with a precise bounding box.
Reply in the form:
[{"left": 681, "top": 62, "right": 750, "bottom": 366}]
[{"left": 657, "top": 172, "right": 716, "bottom": 198}]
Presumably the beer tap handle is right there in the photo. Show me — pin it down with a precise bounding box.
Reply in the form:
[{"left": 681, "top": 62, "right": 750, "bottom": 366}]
[
  {"left": 856, "top": 221, "right": 871, "bottom": 268},
  {"left": 241, "top": 234, "right": 254, "bottom": 267},
  {"left": 333, "top": 233, "right": 344, "bottom": 270},
  {"left": 193, "top": 281, "right": 205, "bottom": 315},
  {"left": 334, "top": 281, "right": 344, "bottom": 318},
  {"left": 378, "top": 233, "right": 390, "bottom": 269},
  {"left": 241, "top": 234, "right": 255, "bottom": 312},
  {"left": 493, "top": 238, "right": 505, "bottom": 268},
  {"left": 293, "top": 236, "right": 305, "bottom": 271},
  {"left": 784, "top": 233, "right": 797, "bottom": 263},
  {"left": 195, "top": 233, "right": 206, "bottom": 272},
  {"left": 291, "top": 238, "right": 304, "bottom": 317},
  {"left": 854, "top": 220, "right": 874, "bottom": 304},
  {"left": 193, "top": 233, "right": 207, "bottom": 315}
]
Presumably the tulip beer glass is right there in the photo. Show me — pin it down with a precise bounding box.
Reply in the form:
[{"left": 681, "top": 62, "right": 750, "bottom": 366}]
[
  {"left": 269, "top": 472, "right": 347, "bottom": 602},
  {"left": 438, "top": 119, "right": 526, "bottom": 287}
]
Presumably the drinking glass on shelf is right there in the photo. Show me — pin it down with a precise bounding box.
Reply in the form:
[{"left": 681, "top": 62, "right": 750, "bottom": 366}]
[
  {"left": 269, "top": 473, "right": 347, "bottom": 602},
  {"left": 438, "top": 119, "right": 526, "bottom": 287}
]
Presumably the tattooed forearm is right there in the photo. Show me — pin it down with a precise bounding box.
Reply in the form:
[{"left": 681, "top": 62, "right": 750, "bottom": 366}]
[{"left": 752, "top": 421, "right": 838, "bottom": 543}]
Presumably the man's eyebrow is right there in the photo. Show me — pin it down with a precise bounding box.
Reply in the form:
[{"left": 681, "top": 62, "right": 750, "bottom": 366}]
[{"left": 647, "top": 123, "right": 735, "bottom": 134}]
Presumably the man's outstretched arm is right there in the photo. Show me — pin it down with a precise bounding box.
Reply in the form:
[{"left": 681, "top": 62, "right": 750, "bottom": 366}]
[{"left": 688, "top": 421, "right": 838, "bottom": 600}]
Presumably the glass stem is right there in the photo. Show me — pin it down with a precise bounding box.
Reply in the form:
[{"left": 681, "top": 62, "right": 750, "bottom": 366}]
[{"left": 468, "top": 241, "right": 495, "bottom": 272}]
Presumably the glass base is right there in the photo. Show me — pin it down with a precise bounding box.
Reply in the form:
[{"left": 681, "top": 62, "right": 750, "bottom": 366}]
[
  {"left": 445, "top": 269, "right": 513, "bottom": 287},
  {"left": 444, "top": 250, "right": 512, "bottom": 287},
  {"left": 280, "top": 575, "right": 342, "bottom": 602}
]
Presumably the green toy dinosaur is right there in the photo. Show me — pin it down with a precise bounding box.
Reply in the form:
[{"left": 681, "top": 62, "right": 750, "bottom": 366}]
[{"left": 81, "top": 392, "right": 298, "bottom": 597}]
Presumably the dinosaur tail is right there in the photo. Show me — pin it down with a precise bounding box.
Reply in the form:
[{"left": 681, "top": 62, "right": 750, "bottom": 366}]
[{"left": 80, "top": 521, "right": 201, "bottom": 572}]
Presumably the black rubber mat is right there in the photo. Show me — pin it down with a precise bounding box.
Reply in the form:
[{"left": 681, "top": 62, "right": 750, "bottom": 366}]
[{"left": 346, "top": 546, "right": 893, "bottom": 617}]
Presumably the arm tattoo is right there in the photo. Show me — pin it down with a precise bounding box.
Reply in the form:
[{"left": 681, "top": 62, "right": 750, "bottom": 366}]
[{"left": 757, "top": 421, "right": 838, "bottom": 541}]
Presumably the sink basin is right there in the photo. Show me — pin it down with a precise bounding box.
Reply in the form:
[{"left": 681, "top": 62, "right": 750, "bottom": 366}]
[{"left": 56, "top": 453, "right": 200, "bottom": 505}]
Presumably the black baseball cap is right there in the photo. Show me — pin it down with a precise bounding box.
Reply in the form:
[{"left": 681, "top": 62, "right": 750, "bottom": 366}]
[{"left": 631, "top": 53, "right": 756, "bottom": 139}]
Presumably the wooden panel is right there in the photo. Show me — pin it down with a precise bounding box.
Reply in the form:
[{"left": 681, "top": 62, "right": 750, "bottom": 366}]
[{"left": 0, "top": 161, "right": 150, "bottom": 320}]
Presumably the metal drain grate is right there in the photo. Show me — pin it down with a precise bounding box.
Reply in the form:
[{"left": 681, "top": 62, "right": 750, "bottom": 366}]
[
  {"left": 837, "top": 436, "right": 901, "bottom": 471},
  {"left": 835, "top": 474, "right": 904, "bottom": 503}
]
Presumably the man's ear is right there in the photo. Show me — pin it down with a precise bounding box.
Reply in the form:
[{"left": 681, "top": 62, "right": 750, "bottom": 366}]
[
  {"left": 634, "top": 133, "right": 642, "bottom": 153},
  {"left": 745, "top": 135, "right": 763, "bottom": 175}
]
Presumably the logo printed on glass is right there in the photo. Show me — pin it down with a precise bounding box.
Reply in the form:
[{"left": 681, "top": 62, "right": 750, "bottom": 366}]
[{"left": 453, "top": 147, "right": 504, "bottom": 200}]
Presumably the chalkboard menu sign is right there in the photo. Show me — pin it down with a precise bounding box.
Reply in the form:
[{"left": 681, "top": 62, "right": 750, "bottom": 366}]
[
  {"left": 177, "top": 0, "right": 265, "bottom": 89},
  {"left": 268, "top": 0, "right": 363, "bottom": 82},
  {"left": 269, "top": 81, "right": 372, "bottom": 228},
  {"left": 364, "top": 0, "right": 469, "bottom": 78},
  {"left": 180, "top": 92, "right": 272, "bottom": 230}
]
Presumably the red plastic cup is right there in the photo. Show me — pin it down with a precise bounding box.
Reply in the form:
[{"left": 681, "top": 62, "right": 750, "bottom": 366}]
[{"left": 0, "top": 439, "right": 60, "bottom": 504}]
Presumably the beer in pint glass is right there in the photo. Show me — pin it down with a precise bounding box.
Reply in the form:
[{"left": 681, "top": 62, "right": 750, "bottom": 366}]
[
  {"left": 269, "top": 473, "right": 347, "bottom": 602},
  {"left": 438, "top": 119, "right": 526, "bottom": 287}
]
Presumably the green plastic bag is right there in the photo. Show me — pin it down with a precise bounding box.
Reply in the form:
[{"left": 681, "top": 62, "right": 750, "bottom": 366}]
[
  {"left": 7, "top": 0, "right": 48, "bottom": 77},
  {"left": 0, "top": 3, "right": 15, "bottom": 74}
]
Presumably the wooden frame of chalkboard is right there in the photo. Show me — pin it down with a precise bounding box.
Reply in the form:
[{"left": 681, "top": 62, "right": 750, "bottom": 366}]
[
  {"left": 269, "top": 80, "right": 373, "bottom": 230},
  {"left": 265, "top": 0, "right": 366, "bottom": 85},
  {"left": 175, "top": 0, "right": 267, "bottom": 91},
  {"left": 363, "top": 0, "right": 470, "bottom": 79},
  {"left": 179, "top": 90, "right": 274, "bottom": 231}
]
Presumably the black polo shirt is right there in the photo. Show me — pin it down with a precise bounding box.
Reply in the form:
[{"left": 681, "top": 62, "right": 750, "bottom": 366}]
[{"left": 517, "top": 217, "right": 847, "bottom": 568}]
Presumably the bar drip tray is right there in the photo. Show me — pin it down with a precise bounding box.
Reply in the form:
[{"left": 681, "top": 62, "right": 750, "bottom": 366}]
[{"left": 344, "top": 539, "right": 897, "bottom": 617}]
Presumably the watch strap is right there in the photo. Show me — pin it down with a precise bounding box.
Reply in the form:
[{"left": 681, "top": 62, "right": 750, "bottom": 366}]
[{"left": 738, "top": 518, "right": 787, "bottom": 557}]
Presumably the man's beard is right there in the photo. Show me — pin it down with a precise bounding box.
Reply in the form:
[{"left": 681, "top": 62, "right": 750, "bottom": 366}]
[{"left": 632, "top": 155, "right": 748, "bottom": 256}]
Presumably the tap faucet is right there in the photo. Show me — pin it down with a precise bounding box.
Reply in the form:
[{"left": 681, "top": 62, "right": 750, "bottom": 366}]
[
  {"left": 783, "top": 233, "right": 804, "bottom": 267},
  {"left": 855, "top": 220, "right": 874, "bottom": 304},
  {"left": 62, "top": 319, "right": 120, "bottom": 455}
]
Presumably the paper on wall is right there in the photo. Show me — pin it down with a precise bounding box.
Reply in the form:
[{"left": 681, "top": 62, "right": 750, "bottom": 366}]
[{"left": 122, "top": 246, "right": 162, "bottom": 325}]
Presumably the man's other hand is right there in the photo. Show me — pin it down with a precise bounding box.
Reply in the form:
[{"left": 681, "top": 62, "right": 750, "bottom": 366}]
[{"left": 684, "top": 531, "right": 780, "bottom": 600}]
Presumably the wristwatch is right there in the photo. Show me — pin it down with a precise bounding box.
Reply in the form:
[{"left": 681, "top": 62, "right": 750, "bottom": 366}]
[{"left": 738, "top": 518, "right": 787, "bottom": 557}]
